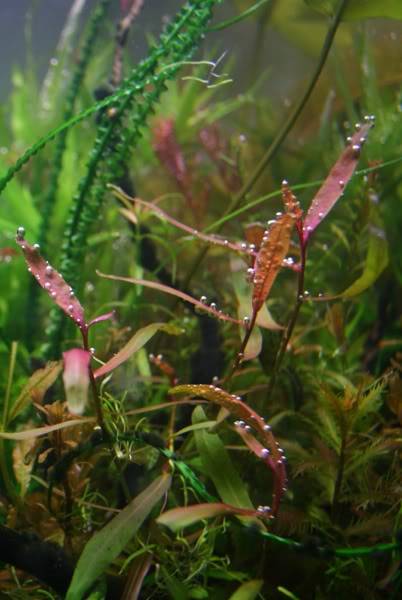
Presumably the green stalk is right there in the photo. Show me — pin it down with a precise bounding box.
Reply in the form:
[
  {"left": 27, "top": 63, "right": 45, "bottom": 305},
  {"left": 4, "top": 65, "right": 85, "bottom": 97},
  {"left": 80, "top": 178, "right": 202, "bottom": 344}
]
[{"left": 182, "top": 0, "right": 349, "bottom": 292}]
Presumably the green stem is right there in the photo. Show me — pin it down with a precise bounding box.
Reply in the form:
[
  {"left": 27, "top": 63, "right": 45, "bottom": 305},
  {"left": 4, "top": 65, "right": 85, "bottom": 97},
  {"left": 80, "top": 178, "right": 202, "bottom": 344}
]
[{"left": 182, "top": 0, "right": 349, "bottom": 291}]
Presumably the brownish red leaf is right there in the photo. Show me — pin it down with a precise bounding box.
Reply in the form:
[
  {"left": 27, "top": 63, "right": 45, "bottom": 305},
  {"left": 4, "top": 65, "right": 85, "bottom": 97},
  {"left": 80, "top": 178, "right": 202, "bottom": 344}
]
[{"left": 252, "top": 213, "right": 295, "bottom": 313}]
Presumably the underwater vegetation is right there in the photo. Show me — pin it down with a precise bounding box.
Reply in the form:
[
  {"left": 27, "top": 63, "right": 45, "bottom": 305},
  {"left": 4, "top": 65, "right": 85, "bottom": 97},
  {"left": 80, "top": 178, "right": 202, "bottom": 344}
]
[{"left": 0, "top": 0, "right": 401, "bottom": 598}]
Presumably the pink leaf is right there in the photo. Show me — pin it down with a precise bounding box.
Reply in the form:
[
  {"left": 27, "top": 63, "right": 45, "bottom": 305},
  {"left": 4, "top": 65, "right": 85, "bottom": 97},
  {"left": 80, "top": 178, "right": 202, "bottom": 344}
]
[
  {"left": 63, "top": 349, "right": 91, "bottom": 415},
  {"left": 88, "top": 310, "right": 115, "bottom": 329},
  {"left": 157, "top": 502, "right": 265, "bottom": 532},
  {"left": 303, "top": 120, "right": 373, "bottom": 244},
  {"left": 111, "top": 185, "right": 255, "bottom": 257},
  {"left": 96, "top": 271, "right": 244, "bottom": 327},
  {"left": 15, "top": 229, "right": 86, "bottom": 329}
]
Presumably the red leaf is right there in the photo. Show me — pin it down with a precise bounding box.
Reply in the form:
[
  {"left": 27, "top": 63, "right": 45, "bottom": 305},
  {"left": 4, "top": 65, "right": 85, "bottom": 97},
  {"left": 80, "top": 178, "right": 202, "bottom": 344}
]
[
  {"left": 16, "top": 229, "right": 85, "bottom": 329},
  {"left": 303, "top": 120, "right": 373, "bottom": 244},
  {"left": 88, "top": 310, "right": 115, "bottom": 329}
]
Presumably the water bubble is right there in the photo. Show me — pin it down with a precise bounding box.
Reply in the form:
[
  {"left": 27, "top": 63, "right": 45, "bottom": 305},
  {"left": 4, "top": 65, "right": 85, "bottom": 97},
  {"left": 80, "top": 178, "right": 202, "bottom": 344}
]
[
  {"left": 50, "top": 57, "right": 59, "bottom": 66},
  {"left": 16, "top": 226, "right": 25, "bottom": 240},
  {"left": 346, "top": 136, "right": 352, "bottom": 144},
  {"left": 339, "top": 180, "right": 345, "bottom": 189},
  {"left": 261, "top": 448, "right": 270, "bottom": 458},
  {"left": 240, "top": 242, "right": 247, "bottom": 250},
  {"left": 33, "top": 243, "right": 40, "bottom": 251},
  {"left": 243, "top": 316, "right": 251, "bottom": 327},
  {"left": 352, "top": 144, "right": 361, "bottom": 157},
  {"left": 210, "top": 302, "right": 217, "bottom": 311},
  {"left": 157, "top": 354, "right": 163, "bottom": 361},
  {"left": 44, "top": 282, "right": 51, "bottom": 290},
  {"left": 354, "top": 123, "right": 361, "bottom": 131},
  {"left": 263, "top": 424, "right": 271, "bottom": 432},
  {"left": 282, "top": 179, "right": 289, "bottom": 186},
  {"left": 234, "top": 420, "right": 246, "bottom": 428},
  {"left": 45, "top": 265, "right": 53, "bottom": 276},
  {"left": 68, "top": 305, "right": 74, "bottom": 313},
  {"left": 200, "top": 295, "right": 207, "bottom": 304}
]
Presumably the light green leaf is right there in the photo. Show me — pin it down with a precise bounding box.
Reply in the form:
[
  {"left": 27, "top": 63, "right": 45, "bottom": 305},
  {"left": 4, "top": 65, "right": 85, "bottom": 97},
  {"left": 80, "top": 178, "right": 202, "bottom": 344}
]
[
  {"left": 306, "top": 0, "right": 402, "bottom": 20},
  {"left": 229, "top": 579, "right": 264, "bottom": 600},
  {"left": 9, "top": 361, "right": 62, "bottom": 424},
  {"left": 66, "top": 474, "right": 171, "bottom": 600},
  {"left": 340, "top": 221, "right": 388, "bottom": 299}
]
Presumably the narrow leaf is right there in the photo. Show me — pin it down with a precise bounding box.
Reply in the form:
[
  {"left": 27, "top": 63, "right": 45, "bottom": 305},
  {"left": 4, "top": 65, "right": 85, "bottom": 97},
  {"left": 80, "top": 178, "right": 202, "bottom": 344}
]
[
  {"left": 94, "top": 322, "right": 182, "bottom": 378},
  {"left": 193, "top": 406, "right": 256, "bottom": 515},
  {"left": 15, "top": 230, "right": 85, "bottom": 328},
  {"left": 157, "top": 502, "right": 260, "bottom": 531},
  {"left": 88, "top": 310, "right": 115, "bottom": 328},
  {"left": 229, "top": 579, "right": 264, "bottom": 600},
  {"left": 97, "top": 271, "right": 244, "bottom": 327},
  {"left": 303, "top": 121, "right": 373, "bottom": 243},
  {"left": 9, "top": 361, "right": 62, "bottom": 423},
  {"left": 112, "top": 185, "right": 255, "bottom": 257},
  {"left": 0, "top": 418, "right": 94, "bottom": 440},
  {"left": 66, "top": 474, "right": 171, "bottom": 600}
]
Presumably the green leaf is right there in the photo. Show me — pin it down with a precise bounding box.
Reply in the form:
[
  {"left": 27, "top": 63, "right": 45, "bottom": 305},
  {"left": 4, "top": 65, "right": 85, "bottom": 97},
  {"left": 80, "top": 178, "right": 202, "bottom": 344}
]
[
  {"left": 66, "top": 474, "right": 171, "bottom": 600},
  {"left": 339, "top": 217, "right": 388, "bottom": 299},
  {"left": 229, "top": 579, "right": 264, "bottom": 600},
  {"left": 306, "top": 0, "right": 402, "bottom": 20},
  {"left": 192, "top": 407, "right": 258, "bottom": 523},
  {"left": 8, "top": 361, "right": 62, "bottom": 424}
]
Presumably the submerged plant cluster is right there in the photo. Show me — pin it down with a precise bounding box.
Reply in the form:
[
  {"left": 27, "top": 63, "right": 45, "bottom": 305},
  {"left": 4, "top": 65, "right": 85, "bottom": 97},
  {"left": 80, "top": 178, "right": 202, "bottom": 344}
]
[{"left": 0, "top": 1, "right": 401, "bottom": 599}]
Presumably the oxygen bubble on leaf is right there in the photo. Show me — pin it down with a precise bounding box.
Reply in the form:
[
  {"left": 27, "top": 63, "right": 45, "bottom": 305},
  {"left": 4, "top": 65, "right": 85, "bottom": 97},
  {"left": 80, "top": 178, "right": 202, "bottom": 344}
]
[{"left": 16, "top": 227, "right": 25, "bottom": 240}]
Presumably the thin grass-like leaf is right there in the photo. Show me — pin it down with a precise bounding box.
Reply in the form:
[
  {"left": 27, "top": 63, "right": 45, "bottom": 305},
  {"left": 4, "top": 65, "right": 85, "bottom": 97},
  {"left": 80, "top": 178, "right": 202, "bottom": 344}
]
[
  {"left": 66, "top": 474, "right": 171, "bottom": 600},
  {"left": 303, "top": 121, "right": 373, "bottom": 243},
  {"left": 97, "top": 271, "right": 244, "bottom": 326},
  {"left": 111, "top": 185, "right": 255, "bottom": 257},
  {"left": 0, "top": 417, "right": 94, "bottom": 440}
]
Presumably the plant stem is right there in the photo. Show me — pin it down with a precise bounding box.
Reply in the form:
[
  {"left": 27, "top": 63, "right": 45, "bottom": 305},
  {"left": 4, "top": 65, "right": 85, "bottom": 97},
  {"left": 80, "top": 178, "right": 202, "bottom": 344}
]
[
  {"left": 228, "top": 309, "right": 258, "bottom": 382},
  {"left": 332, "top": 432, "right": 346, "bottom": 518},
  {"left": 80, "top": 328, "right": 105, "bottom": 431},
  {"left": 182, "top": 0, "right": 349, "bottom": 292},
  {"left": 266, "top": 227, "right": 306, "bottom": 399}
]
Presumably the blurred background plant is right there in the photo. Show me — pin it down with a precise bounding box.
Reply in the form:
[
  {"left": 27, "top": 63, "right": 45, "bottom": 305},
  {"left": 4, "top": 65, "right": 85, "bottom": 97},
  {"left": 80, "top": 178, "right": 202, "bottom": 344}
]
[{"left": 0, "top": 1, "right": 401, "bottom": 598}]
